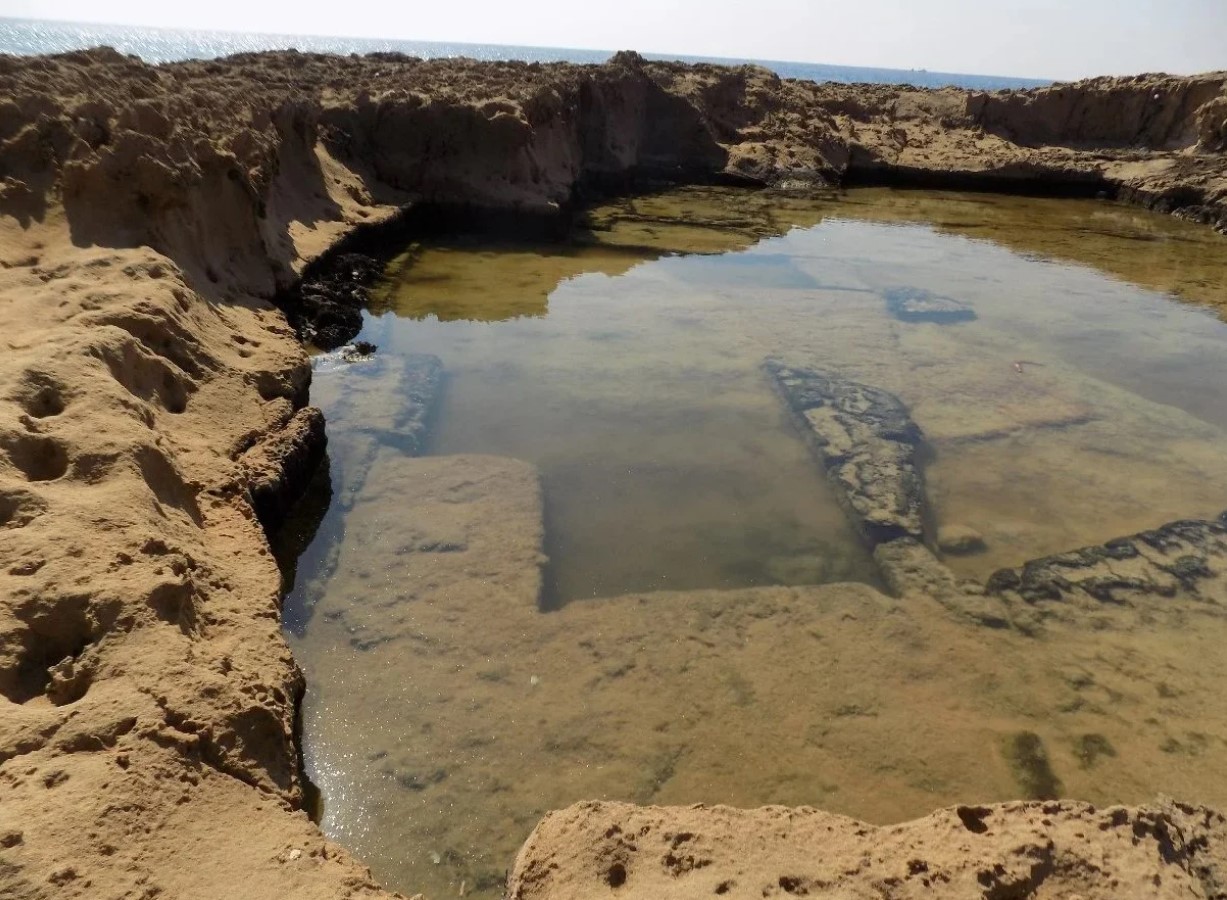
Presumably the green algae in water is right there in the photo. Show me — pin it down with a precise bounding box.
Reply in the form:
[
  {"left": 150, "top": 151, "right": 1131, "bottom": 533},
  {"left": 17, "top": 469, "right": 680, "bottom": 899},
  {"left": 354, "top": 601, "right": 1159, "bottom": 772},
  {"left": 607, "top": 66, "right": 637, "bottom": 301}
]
[{"left": 1004, "top": 731, "right": 1063, "bottom": 799}]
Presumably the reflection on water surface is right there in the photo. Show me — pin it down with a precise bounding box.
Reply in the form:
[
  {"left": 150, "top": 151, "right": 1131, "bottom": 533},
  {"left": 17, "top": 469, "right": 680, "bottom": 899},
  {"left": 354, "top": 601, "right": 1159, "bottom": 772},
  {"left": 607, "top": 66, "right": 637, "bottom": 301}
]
[{"left": 284, "top": 187, "right": 1227, "bottom": 898}]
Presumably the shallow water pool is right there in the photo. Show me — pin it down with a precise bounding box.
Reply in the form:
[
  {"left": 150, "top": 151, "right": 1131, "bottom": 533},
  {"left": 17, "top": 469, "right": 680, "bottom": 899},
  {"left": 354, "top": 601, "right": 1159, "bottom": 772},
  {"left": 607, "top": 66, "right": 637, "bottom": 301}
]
[{"left": 281, "top": 187, "right": 1227, "bottom": 898}]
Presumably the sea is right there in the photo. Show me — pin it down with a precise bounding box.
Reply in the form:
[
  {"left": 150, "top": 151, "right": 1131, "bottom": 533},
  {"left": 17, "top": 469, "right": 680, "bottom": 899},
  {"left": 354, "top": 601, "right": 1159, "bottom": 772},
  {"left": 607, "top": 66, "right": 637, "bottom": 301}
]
[{"left": 0, "top": 17, "right": 1053, "bottom": 91}]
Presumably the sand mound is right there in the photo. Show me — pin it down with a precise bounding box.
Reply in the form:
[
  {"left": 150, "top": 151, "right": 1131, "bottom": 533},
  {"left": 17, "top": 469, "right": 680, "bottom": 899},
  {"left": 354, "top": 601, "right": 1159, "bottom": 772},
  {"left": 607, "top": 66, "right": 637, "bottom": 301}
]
[{"left": 509, "top": 800, "right": 1227, "bottom": 899}]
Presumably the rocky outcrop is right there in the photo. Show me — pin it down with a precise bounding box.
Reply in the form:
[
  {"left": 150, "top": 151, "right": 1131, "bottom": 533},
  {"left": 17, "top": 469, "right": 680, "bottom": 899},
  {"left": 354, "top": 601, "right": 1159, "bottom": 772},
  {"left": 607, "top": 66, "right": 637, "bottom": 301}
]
[
  {"left": 244, "top": 405, "right": 327, "bottom": 529},
  {"left": 507, "top": 799, "right": 1227, "bottom": 900},
  {"left": 282, "top": 253, "right": 387, "bottom": 350},
  {"left": 809, "top": 73, "right": 1227, "bottom": 226},
  {"left": 762, "top": 361, "right": 1010, "bottom": 626},
  {"left": 0, "top": 240, "right": 378, "bottom": 898},
  {"left": 0, "top": 51, "right": 1223, "bottom": 317},
  {"left": 986, "top": 513, "right": 1227, "bottom": 620},
  {"left": 764, "top": 361, "right": 926, "bottom": 545},
  {"left": 971, "top": 74, "right": 1227, "bottom": 151}
]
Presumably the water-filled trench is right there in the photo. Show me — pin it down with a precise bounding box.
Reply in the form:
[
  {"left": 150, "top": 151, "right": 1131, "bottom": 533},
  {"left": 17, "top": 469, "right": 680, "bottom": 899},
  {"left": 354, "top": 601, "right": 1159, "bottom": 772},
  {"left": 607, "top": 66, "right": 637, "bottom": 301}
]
[{"left": 278, "top": 187, "right": 1227, "bottom": 898}]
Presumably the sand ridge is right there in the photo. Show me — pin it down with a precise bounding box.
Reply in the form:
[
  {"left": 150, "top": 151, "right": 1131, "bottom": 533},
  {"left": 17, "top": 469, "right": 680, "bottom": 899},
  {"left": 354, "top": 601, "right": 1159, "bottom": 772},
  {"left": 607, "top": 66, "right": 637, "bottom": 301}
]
[{"left": 508, "top": 799, "right": 1227, "bottom": 899}]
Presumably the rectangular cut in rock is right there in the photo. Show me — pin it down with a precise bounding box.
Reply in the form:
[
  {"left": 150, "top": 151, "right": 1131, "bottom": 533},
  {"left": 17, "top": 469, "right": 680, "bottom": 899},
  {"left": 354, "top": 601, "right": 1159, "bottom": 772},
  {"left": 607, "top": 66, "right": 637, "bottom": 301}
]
[
  {"left": 307, "top": 352, "right": 444, "bottom": 510},
  {"left": 315, "top": 454, "right": 545, "bottom": 647},
  {"left": 765, "top": 360, "right": 925, "bottom": 545}
]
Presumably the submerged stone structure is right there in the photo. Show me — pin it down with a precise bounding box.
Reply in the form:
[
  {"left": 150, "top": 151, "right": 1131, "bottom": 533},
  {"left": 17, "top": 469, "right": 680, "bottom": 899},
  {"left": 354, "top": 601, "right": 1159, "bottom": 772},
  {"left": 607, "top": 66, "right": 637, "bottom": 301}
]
[
  {"left": 986, "top": 514, "right": 1227, "bottom": 624},
  {"left": 883, "top": 286, "right": 977, "bottom": 324},
  {"left": 763, "top": 361, "right": 926, "bottom": 546},
  {"left": 765, "top": 358, "right": 1227, "bottom": 635}
]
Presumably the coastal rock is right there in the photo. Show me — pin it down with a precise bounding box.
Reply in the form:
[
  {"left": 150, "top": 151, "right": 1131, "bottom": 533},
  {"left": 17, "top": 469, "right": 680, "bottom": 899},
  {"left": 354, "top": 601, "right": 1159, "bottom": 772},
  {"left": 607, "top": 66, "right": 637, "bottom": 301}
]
[
  {"left": 243, "top": 405, "right": 327, "bottom": 531},
  {"left": 763, "top": 360, "right": 1016, "bottom": 627},
  {"left": 1, "top": 45, "right": 1227, "bottom": 900},
  {"left": 284, "top": 253, "right": 386, "bottom": 350},
  {"left": 341, "top": 340, "right": 378, "bottom": 361},
  {"left": 0, "top": 53, "right": 1222, "bottom": 315},
  {"left": 985, "top": 513, "right": 1227, "bottom": 620},
  {"left": 764, "top": 348, "right": 1227, "bottom": 629},
  {"left": 765, "top": 360, "right": 925, "bottom": 545},
  {"left": 0, "top": 238, "right": 379, "bottom": 896}
]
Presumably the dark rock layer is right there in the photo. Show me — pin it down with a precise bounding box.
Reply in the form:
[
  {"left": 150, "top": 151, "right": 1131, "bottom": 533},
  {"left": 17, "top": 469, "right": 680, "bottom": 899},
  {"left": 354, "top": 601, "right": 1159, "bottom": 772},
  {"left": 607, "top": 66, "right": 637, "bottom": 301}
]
[
  {"left": 764, "top": 360, "right": 926, "bottom": 546},
  {"left": 986, "top": 513, "right": 1227, "bottom": 611}
]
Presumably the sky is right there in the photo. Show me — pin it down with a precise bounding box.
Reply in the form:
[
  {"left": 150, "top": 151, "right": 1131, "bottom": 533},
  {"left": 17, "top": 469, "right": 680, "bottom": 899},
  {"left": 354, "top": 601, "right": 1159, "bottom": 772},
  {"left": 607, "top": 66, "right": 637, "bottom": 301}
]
[{"left": 4, "top": 0, "right": 1224, "bottom": 80}]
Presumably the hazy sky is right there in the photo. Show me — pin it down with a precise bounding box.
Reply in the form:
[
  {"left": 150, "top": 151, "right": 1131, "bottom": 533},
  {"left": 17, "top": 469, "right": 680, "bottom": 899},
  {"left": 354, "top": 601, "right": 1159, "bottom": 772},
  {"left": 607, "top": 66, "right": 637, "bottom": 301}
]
[{"left": 6, "top": 0, "right": 1224, "bottom": 80}]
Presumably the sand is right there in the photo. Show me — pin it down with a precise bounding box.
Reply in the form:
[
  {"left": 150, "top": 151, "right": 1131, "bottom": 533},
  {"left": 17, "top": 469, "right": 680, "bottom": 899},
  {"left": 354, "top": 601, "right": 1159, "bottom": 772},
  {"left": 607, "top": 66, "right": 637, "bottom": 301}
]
[
  {"left": 2, "top": 46, "right": 1227, "bottom": 898},
  {"left": 509, "top": 800, "right": 1227, "bottom": 899}
]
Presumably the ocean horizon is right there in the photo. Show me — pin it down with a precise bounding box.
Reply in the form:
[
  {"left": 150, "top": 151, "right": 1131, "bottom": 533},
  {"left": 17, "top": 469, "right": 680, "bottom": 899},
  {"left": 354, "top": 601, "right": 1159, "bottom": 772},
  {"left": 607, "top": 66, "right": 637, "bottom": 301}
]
[{"left": 0, "top": 16, "right": 1054, "bottom": 91}]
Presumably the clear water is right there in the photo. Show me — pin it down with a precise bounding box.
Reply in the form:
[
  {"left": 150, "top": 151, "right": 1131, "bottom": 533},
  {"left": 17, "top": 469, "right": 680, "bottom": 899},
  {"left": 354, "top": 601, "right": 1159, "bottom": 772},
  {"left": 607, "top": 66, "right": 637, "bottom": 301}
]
[
  {"left": 0, "top": 16, "right": 1053, "bottom": 90},
  {"left": 285, "top": 188, "right": 1227, "bottom": 898},
  {"left": 365, "top": 221, "right": 884, "bottom": 603}
]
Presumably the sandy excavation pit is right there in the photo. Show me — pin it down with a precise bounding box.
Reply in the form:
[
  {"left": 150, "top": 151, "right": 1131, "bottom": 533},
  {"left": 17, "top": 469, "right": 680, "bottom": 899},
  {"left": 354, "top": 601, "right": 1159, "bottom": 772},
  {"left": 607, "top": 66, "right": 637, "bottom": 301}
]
[{"left": 3, "top": 46, "right": 1227, "bottom": 900}]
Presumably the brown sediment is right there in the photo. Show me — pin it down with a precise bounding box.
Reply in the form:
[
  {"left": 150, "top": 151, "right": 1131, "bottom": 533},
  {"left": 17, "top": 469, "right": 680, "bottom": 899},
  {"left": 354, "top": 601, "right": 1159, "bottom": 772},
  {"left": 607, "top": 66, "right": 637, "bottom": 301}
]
[
  {"left": 507, "top": 799, "right": 1227, "bottom": 900},
  {"left": 1, "top": 45, "right": 1227, "bottom": 898}
]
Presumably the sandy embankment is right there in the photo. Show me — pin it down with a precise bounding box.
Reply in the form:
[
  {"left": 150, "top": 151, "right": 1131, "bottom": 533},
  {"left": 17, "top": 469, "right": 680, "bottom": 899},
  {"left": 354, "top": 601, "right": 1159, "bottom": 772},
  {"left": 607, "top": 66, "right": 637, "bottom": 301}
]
[{"left": 1, "top": 48, "right": 1226, "bottom": 898}]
